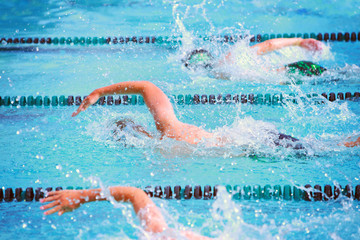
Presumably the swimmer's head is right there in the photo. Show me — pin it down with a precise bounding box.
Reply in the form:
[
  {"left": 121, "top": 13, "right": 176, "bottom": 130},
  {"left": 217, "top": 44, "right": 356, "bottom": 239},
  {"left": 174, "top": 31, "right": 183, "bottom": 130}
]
[
  {"left": 115, "top": 118, "right": 136, "bottom": 131},
  {"left": 183, "top": 49, "right": 215, "bottom": 71},
  {"left": 114, "top": 119, "right": 153, "bottom": 139}
]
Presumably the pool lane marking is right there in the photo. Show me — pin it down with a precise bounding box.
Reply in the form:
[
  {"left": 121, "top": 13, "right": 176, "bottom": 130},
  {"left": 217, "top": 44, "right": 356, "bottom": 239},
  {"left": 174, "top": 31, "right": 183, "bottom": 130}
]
[
  {"left": 1, "top": 184, "right": 359, "bottom": 202},
  {"left": 0, "top": 32, "right": 359, "bottom": 48},
  {"left": 0, "top": 92, "right": 359, "bottom": 107}
]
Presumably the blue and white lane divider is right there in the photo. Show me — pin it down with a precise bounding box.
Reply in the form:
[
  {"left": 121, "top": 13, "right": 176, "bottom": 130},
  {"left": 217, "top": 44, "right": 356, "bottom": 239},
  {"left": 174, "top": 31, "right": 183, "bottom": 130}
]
[
  {"left": 1, "top": 92, "right": 359, "bottom": 107},
  {"left": 1, "top": 184, "right": 359, "bottom": 202},
  {"left": 1, "top": 32, "right": 360, "bottom": 47}
]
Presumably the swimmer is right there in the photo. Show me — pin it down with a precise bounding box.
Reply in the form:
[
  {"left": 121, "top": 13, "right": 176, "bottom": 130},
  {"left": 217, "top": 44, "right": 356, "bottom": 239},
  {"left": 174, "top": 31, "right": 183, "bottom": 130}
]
[
  {"left": 73, "top": 81, "right": 358, "bottom": 149},
  {"left": 183, "top": 38, "right": 326, "bottom": 79},
  {"left": 40, "top": 186, "right": 213, "bottom": 239},
  {"left": 72, "top": 81, "right": 303, "bottom": 149}
]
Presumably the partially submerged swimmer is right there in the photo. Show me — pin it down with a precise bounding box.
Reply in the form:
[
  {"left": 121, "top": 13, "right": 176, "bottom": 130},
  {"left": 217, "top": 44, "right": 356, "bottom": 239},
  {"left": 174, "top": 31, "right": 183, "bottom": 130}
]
[
  {"left": 73, "top": 81, "right": 212, "bottom": 145},
  {"left": 40, "top": 185, "right": 213, "bottom": 239},
  {"left": 73, "top": 81, "right": 358, "bottom": 148},
  {"left": 73, "top": 81, "right": 305, "bottom": 149},
  {"left": 183, "top": 38, "right": 327, "bottom": 79}
]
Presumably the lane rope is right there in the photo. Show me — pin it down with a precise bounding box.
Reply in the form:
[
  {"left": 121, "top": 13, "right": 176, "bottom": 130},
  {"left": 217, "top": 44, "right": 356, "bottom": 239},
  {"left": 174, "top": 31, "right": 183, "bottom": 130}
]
[
  {"left": 1, "top": 32, "right": 360, "bottom": 47},
  {"left": 0, "top": 92, "right": 359, "bottom": 107},
  {"left": 1, "top": 184, "right": 359, "bottom": 202}
]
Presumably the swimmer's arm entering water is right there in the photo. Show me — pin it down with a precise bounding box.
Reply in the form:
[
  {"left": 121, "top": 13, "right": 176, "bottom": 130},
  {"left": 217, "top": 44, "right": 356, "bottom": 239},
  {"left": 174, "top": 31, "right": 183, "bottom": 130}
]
[
  {"left": 251, "top": 38, "right": 324, "bottom": 55},
  {"left": 40, "top": 187, "right": 167, "bottom": 233},
  {"left": 72, "top": 81, "right": 179, "bottom": 134},
  {"left": 222, "top": 38, "right": 323, "bottom": 66},
  {"left": 40, "top": 187, "right": 213, "bottom": 239}
]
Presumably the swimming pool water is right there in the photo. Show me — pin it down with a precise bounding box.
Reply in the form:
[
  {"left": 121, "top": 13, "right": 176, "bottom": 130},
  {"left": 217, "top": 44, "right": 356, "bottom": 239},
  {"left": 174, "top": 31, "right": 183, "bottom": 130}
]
[{"left": 1, "top": 0, "right": 360, "bottom": 239}]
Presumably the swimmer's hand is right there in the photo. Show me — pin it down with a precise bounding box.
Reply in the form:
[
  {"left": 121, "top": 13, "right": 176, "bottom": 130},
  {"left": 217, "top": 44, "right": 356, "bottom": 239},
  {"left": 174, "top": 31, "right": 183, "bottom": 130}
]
[
  {"left": 343, "top": 136, "right": 360, "bottom": 147},
  {"left": 298, "top": 39, "right": 323, "bottom": 52},
  {"left": 40, "top": 190, "right": 85, "bottom": 216},
  {"left": 72, "top": 90, "right": 100, "bottom": 117}
]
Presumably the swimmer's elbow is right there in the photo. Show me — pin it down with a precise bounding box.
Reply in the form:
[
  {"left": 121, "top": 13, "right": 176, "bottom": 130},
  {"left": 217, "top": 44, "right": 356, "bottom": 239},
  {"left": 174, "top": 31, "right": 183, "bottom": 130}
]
[
  {"left": 137, "top": 81, "right": 153, "bottom": 86},
  {"left": 257, "top": 41, "right": 273, "bottom": 55},
  {"left": 136, "top": 81, "right": 157, "bottom": 94},
  {"left": 138, "top": 81, "right": 166, "bottom": 100}
]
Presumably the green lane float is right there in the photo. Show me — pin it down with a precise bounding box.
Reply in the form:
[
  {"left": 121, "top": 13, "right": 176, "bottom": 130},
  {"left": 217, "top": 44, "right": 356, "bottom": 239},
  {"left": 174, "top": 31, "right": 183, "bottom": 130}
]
[
  {"left": 1, "top": 184, "right": 359, "bottom": 202},
  {"left": 0, "top": 92, "right": 358, "bottom": 107}
]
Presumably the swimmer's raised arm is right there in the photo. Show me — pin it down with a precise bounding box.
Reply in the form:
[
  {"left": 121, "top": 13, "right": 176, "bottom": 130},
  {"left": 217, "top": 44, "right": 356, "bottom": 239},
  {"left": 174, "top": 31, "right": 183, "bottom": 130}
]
[
  {"left": 72, "top": 81, "right": 179, "bottom": 134},
  {"left": 251, "top": 38, "right": 324, "bottom": 55},
  {"left": 222, "top": 38, "right": 324, "bottom": 62},
  {"left": 40, "top": 186, "right": 167, "bottom": 233}
]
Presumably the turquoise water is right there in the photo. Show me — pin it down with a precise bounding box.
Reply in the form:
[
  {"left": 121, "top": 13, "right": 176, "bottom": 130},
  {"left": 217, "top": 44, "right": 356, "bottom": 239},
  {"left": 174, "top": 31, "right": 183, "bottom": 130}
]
[{"left": 1, "top": 0, "right": 360, "bottom": 239}]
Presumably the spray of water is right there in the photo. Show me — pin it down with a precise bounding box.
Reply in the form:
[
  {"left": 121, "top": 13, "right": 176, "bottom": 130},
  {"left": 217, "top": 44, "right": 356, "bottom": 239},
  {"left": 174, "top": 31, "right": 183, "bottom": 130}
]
[{"left": 169, "top": 0, "right": 360, "bottom": 85}]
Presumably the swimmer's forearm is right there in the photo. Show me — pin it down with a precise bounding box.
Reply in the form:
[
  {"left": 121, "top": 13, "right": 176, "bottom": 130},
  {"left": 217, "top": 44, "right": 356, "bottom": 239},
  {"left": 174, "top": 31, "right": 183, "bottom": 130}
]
[
  {"left": 79, "top": 186, "right": 151, "bottom": 210},
  {"left": 73, "top": 81, "right": 168, "bottom": 117},
  {"left": 252, "top": 38, "right": 302, "bottom": 55},
  {"left": 93, "top": 81, "right": 152, "bottom": 97},
  {"left": 42, "top": 187, "right": 152, "bottom": 211}
]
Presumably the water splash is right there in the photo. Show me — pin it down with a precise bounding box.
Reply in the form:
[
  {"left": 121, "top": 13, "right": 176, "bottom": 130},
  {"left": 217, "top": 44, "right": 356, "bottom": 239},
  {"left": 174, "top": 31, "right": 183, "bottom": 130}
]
[
  {"left": 83, "top": 107, "right": 313, "bottom": 160},
  {"left": 323, "top": 63, "right": 360, "bottom": 84},
  {"left": 207, "top": 186, "right": 360, "bottom": 239},
  {"left": 167, "top": 2, "right": 359, "bottom": 86},
  {"left": 213, "top": 39, "right": 334, "bottom": 84}
]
